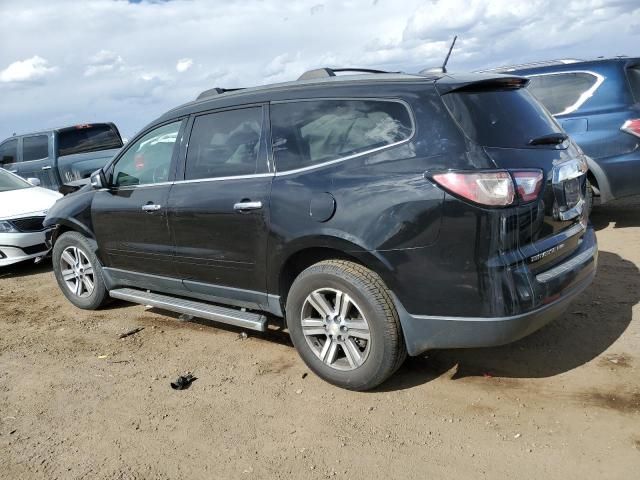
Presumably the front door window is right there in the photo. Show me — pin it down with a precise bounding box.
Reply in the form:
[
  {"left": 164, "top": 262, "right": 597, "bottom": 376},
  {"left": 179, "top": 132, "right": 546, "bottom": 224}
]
[{"left": 112, "top": 121, "right": 182, "bottom": 187}]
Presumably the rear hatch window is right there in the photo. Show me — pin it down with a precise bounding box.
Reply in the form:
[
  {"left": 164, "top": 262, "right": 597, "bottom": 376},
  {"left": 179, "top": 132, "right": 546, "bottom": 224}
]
[
  {"left": 57, "top": 124, "right": 122, "bottom": 157},
  {"left": 440, "top": 87, "right": 564, "bottom": 148}
]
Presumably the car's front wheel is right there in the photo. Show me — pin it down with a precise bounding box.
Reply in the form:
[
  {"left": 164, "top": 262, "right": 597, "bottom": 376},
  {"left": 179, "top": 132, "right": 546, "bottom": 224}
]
[
  {"left": 286, "top": 260, "right": 406, "bottom": 390},
  {"left": 52, "top": 231, "right": 109, "bottom": 310}
]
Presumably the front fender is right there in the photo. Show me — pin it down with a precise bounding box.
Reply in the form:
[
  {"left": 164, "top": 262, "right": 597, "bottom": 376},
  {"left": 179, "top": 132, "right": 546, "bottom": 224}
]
[{"left": 44, "top": 189, "right": 96, "bottom": 245}]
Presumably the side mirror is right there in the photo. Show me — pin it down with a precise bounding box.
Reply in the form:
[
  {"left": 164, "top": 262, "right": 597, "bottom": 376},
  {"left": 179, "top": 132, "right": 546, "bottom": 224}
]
[
  {"left": 90, "top": 169, "right": 107, "bottom": 189},
  {"left": 27, "top": 177, "right": 41, "bottom": 187}
]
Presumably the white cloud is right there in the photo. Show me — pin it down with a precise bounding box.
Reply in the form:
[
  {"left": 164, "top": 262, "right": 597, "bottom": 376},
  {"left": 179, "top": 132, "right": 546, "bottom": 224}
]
[
  {"left": 263, "top": 53, "right": 298, "bottom": 78},
  {"left": 0, "top": 0, "right": 639, "bottom": 140},
  {"left": 310, "top": 4, "right": 324, "bottom": 15},
  {"left": 0, "top": 56, "right": 56, "bottom": 83},
  {"left": 176, "top": 58, "right": 193, "bottom": 73},
  {"left": 84, "top": 49, "right": 124, "bottom": 77}
]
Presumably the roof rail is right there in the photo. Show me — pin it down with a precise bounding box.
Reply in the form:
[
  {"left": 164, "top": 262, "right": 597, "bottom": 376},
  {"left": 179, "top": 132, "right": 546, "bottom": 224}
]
[
  {"left": 475, "top": 58, "right": 584, "bottom": 73},
  {"left": 195, "top": 87, "right": 244, "bottom": 101},
  {"left": 297, "top": 67, "right": 394, "bottom": 81}
]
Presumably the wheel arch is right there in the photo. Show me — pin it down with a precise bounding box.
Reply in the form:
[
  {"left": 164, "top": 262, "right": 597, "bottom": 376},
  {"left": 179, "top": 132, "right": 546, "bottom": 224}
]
[
  {"left": 272, "top": 236, "right": 396, "bottom": 313},
  {"left": 50, "top": 218, "right": 96, "bottom": 249},
  {"left": 585, "top": 156, "right": 614, "bottom": 203}
]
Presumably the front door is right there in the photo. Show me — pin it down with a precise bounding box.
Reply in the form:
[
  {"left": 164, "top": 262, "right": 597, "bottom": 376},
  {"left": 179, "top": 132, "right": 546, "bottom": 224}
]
[
  {"left": 93, "top": 120, "right": 185, "bottom": 279},
  {"left": 168, "top": 106, "right": 272, "bottom": 309}
]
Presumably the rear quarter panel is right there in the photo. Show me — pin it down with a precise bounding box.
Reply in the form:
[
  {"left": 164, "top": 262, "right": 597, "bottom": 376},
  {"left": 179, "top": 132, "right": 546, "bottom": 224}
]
[{"left": 266, "top": 86, "right": 477, "bottom": 295}]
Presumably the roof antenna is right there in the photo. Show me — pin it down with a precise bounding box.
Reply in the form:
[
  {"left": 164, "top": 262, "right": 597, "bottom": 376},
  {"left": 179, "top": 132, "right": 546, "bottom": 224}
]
[{"left": 441, "top": 35, "right": 457, "bottom": 73}]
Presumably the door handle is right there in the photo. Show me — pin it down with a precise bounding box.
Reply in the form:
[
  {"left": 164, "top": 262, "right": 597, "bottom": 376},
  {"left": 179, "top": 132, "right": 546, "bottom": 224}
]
[
  {"left": 41, "top": 165, "right": 52, "bottom": 170},
  {"left": 233, "top": 201, "right": 262, "bottom": 211},
  {"left": 141, "top": 204, "right": 162, "bottom": 212}
]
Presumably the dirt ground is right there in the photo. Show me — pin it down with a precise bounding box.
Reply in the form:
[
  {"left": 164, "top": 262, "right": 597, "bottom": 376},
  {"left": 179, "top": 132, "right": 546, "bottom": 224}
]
[{"left": 1, "top": 200, "right": 639, "bottom": 480}]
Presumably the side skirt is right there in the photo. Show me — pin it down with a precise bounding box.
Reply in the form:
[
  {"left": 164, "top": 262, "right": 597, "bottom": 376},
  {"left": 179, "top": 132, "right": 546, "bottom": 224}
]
[{"left": 102, "top": 267, "right": 283, "bottom": 317}]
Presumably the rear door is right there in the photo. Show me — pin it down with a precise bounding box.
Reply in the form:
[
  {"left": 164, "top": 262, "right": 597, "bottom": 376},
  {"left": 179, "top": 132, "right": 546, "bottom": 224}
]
[
  {"left": 438, "top": 78, "right": 589, "bottom": 268},
  {"left": 17, "top": 133, "right": 57, "bottom": 188},
  {"left": 168, "top": 105, "right": 272, "bottom": 309}
]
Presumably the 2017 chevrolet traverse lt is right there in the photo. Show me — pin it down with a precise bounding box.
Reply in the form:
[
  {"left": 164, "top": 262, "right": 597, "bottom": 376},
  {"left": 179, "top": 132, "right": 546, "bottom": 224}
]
[{"left": 44, "top": 68, "right": 597, "bottom": 390}]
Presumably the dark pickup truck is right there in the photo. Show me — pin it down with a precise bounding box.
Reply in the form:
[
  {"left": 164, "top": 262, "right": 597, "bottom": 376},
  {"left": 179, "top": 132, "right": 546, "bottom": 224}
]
[{"left": 0, "top": 123, "right": 123, "bottom": 191}]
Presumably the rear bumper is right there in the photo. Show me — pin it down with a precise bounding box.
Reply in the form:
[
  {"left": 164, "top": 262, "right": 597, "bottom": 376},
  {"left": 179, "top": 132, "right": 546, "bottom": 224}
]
[{"left": 395, "top": 225, "right": 597, "bottom": 356}]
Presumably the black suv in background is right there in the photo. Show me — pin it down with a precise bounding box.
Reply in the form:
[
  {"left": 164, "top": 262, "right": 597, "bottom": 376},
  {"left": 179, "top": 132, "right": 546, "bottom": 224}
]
[{"left": 45, "top": 68, "right": 597, "bottom": 390}]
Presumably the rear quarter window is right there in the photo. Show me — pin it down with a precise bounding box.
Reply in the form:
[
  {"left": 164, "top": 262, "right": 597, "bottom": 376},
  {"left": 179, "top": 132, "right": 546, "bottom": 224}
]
[
  {"left": 270, "top": 99, "right": 413, "bottom": 172},
  {"left": 526, "top": 72, "right": 601, "bottom": 115},
  {"left": 441, "top": 87, "right": 563, "bottom": 148}
]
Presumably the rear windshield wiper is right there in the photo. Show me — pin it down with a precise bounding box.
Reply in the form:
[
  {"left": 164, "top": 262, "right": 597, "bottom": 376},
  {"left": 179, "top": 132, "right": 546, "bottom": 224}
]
[{"left": 528, "top": 132, "right": 568, "bottom": 146}]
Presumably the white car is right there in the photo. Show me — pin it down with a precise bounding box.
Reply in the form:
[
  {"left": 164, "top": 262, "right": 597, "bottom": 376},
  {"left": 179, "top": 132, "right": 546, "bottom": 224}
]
[{"left": 0, "top": 168, "right": 62, "bottom": 267}]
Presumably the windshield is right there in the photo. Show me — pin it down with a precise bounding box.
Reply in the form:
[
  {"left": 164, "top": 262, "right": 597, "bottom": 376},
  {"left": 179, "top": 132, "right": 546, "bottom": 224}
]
[
  {"left": 0, "top": 169, "right": 31, "bottom": 192},
  {"left": 57, "top": 124, "right": 123, "bottom": 157},
  {"left": 441, "top": 87, "right": 564, "bottom": 148}
]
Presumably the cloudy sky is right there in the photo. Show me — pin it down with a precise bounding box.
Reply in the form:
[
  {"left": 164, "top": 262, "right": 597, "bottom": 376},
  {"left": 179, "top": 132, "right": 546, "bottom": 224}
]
[{"left": 1, "top": 0, "right": 639, "bottom": 140}]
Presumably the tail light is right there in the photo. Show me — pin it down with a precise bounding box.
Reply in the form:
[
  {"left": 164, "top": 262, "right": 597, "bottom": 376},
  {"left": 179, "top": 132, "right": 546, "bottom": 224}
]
[
  {"left": 432, "top": 170, "right": 544, "bottom": 207},
  {"left": 621, "top": 119, "right": 640, "bottom": 138},
  {"left": 432, "top": 171, "right": 515, "bottom": 206},
  {"left": 512, "top": 171, "right": 544, "bottom": 202}
]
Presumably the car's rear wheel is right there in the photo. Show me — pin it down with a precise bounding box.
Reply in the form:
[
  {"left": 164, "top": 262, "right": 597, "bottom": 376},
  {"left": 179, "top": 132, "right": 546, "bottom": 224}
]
[
  {"left": 286, "top": 260, "right": 406, "bottom": 390},
  {"left": 52, "top": 231, "right": 109, "bottom": 310}
]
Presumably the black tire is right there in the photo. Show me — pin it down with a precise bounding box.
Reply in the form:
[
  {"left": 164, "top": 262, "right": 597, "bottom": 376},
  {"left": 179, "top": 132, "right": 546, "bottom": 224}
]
[
  {"left": 52, "top": 231, "right": 109, "bottom": 310},
  {"left": 286, "top": 260, "right": 406, "bottom": 391}
]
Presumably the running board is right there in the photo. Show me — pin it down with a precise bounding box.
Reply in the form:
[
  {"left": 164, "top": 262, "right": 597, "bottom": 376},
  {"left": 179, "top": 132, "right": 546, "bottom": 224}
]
[{"left": 109, "top": 288, "right": 267, "bottom": 332}]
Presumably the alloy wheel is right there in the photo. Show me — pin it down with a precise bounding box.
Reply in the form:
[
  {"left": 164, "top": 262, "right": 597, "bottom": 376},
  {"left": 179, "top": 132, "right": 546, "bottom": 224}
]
[
  {"left": 301, "top": 288, "right": 371, "bottom": 371},
  {"left": 60, "top": 246, "right": 95, "bottom": 298}
]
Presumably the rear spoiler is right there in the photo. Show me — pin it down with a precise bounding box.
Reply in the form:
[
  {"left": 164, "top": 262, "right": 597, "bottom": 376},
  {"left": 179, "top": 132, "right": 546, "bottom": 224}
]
[{"left": 435, "top": 73, "right": 529, "bottom": 94}]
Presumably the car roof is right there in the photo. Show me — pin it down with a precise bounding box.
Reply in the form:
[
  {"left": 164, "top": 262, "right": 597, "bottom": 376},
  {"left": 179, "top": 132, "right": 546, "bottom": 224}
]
[
  {"left": 477, "top": 56, "right": 640, "bottom": 75},
  {"left": 159, "top": 72, "right": 440, "bottom": 120},
  {"left": 155, "top": 70, "right": 527, "bottom": 128}
]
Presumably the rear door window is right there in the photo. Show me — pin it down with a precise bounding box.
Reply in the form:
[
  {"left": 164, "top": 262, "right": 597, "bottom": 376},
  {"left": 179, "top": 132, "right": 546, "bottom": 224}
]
[
  {"left": 0, "top": 139, "right": 18, "bottom": 166},
  {"left": 270, "top": 99, "right": 413, "bottom": 172},
  {"left": 22, "top": 135, "right": 49, "bottom": 161},
  {"left": 57, "top": 124, "right": 123, "bottom": 157},
  {"left": 527, "top": 72, "right": 600, "bottom": 115},
  {"left": 185, "top": 107, "right": 263, "bottom": 180},
  {"left": 441, "top": 87, "right": 563, "bottom": 148}
]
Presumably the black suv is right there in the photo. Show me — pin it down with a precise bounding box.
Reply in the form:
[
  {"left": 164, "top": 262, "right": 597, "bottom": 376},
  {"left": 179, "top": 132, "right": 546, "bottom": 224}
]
[{"left": 45, "top": 68, "right": 597, "bottom": 390}]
